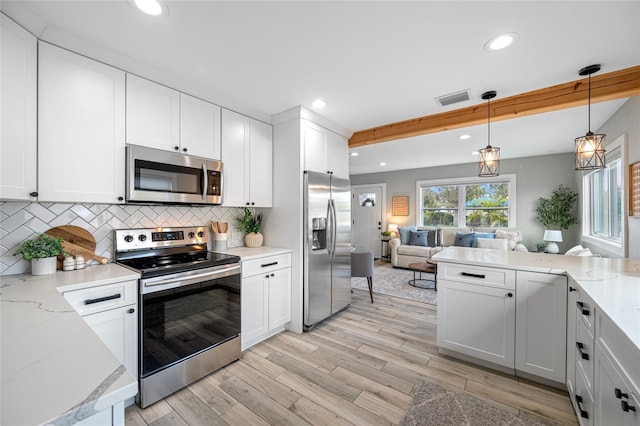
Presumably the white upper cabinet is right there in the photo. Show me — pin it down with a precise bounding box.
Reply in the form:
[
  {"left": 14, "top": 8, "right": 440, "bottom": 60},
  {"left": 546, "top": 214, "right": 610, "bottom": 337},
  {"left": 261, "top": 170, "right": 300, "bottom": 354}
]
[
  {"left": 0, "top": 14, "right": 37, "bottom": 201},
  {"left": 126, "top": 74, "right": 221, "bottom": 159},
  {"left": 126, "top": 74, "right": 180, "bottom": 151},
  {"left": 303, "top": 120, "right": 349, "bottom": 179},
  {"left": 180, "top": 93, "right": 221, "bottom": 159},
  {"left": 221, "top": 109, "right": 272, "bottom": 207},
  {"left": 38, "top": 42, "right": 126, "bottom": 203}
]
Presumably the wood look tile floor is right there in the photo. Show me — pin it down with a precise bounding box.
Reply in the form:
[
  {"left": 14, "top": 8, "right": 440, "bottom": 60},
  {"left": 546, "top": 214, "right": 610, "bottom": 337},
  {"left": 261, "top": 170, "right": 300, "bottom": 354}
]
[{"left": 126, "top": 290, "right": 578, "bottom": 426}]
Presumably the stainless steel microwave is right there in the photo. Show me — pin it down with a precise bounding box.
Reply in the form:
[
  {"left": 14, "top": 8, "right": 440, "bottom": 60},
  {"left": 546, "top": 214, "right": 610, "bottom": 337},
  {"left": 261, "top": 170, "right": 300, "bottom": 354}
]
[{"left": 126, "top": 144, "right": 223, "bottom": 205}]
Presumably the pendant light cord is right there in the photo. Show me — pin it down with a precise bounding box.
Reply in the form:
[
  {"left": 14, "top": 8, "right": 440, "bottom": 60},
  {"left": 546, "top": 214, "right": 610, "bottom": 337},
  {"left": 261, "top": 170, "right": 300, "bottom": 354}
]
[
  {"left": 588, "top": 73, "right": 592, "bottom": 132},
  {"left": 487, "top": 96, "right": 491, "bottom": 147}
]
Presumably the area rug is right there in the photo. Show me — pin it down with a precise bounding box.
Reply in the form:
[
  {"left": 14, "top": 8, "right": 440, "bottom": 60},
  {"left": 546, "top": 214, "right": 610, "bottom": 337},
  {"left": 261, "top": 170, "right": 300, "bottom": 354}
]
[
  {"left": 351, "top": 262, "right": 437, "bottom": 305},
  {"left": 399, "top": 381, "right": 551, "bottom": 426}
]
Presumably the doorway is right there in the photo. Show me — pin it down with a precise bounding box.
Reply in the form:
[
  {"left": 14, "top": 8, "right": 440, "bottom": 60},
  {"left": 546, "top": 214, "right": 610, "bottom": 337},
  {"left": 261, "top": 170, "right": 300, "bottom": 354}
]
[{"left": 351, "top": 184, "right": 386, "bottom": 258}]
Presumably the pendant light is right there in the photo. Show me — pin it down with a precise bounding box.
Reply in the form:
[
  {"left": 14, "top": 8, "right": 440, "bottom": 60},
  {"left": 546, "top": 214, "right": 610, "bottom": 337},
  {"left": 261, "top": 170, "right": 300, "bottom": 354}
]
[
  {"left": 478, "top": 91, "right": 500, "bottom": 177},
  {"left": 575, "top": 64, "right": 605, "bottom": 170}
]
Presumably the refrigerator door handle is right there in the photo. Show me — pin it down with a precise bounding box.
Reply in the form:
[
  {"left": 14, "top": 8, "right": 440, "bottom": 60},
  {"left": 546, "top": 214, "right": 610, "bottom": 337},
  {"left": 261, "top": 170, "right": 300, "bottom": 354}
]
[
  {"left": 329, "top": 199, "right": 337, "bottom": 261},
  {"left": 326, "top": 199, "right": 334, "bottom": 259}
]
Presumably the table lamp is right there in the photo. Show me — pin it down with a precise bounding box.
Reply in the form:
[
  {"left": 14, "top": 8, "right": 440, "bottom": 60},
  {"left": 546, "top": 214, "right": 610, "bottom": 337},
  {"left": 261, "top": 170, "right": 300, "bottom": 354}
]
[
  {"left": 543, "top": 230, "right": 563, "bottom": 254},
  {"left": 387, "top": 224, "right": 398, "bottom": 238}
]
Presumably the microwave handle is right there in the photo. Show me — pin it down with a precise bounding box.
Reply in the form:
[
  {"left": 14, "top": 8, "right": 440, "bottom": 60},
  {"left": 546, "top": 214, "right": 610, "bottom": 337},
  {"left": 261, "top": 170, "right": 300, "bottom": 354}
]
[{"left": 202, "top": 164, "right": 208, "bottom": 200}]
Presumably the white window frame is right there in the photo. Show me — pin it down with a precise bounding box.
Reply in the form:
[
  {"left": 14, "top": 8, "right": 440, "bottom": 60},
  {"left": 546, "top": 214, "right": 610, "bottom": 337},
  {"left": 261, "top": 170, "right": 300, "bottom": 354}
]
[
  {"left": 415, "top": 174, "right": 517, "bottom": 228},
  {"left": 581, "top": 134, "right": 627, "bottom": 257}
]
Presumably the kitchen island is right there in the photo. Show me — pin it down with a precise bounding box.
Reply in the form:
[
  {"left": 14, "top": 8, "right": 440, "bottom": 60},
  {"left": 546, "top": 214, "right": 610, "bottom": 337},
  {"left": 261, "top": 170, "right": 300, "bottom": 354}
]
[
  {"left": 432, "top": 247, "right": 640, "bottom": 424},
  {"left": 1, "top": 264, "right": 139, "bottom": 425}
]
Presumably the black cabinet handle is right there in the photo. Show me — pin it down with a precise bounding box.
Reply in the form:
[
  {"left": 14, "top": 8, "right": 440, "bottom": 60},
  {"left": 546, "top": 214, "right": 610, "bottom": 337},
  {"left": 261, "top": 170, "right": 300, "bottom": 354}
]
[
  {"left": 576, "top": 342, "right": 589, "bottom": 360},
  {"left": 85, "top": 293, "right": 121, "bottom": 305},
  {"left": 621, "top": 400, "right": 636, "bottom": 413},
  {"left": 261, "top": 261, "right": 278, "bottom": 268},
  {"left": 29, "top": 191, "right": 38, "bottom": 197},
  {"left": 569, "top": 286, "right": 576, "bottom": 292},
  {"left": 265, "top": 275, "right": 269, "bottom": 278},
  {"left": 270, "top": 273, "right": 274, "bottom": 277},
  {"left": 246, "top": 202, "right": 250, "bottom": 205},
  {"left": 615, "top": 388, "right": 629, "bottom": 399},
  {"left": 182, "top": 147, "right": 187, "bottom": 152},
  {"left": 128, "top": 308, "right": 135, "bottom": 314},
  {"left": 575, "top": 395, "right": 589, "bottom": 419},
  {"left": 577, "top": 301, "right": 590, "bottom": 316},
  {"left": 174, "top": 146, "right": 179, "bottom": 151},
  {"left": 507, "top": 292, "right": 513, "bottom": 298},
  {"left": 461, "top": 272, "right": 486, "bottom": 279},
  {"left": 118, "top": 196, "right": 124, "bottom": 201}
]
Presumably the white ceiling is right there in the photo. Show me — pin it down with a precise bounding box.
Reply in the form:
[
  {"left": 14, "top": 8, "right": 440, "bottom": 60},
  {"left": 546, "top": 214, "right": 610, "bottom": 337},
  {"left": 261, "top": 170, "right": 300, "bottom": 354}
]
[{"left": 2, "top": 1, "right": 639, "bottom": 174}]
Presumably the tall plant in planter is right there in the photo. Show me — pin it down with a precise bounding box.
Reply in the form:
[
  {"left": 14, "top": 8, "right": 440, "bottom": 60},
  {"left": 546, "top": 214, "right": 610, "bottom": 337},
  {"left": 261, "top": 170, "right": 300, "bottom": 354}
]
[
  {"left": 237, "top": 207, "right": 264, "bottom": 247},
  {"left": 536, "top": 185, "right": 578, "bottom": 253}
]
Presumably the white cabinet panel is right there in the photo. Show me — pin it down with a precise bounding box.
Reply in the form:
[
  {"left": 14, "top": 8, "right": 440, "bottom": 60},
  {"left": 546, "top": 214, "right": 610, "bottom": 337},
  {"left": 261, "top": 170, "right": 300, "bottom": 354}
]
[
  {"left": 268, "top": 268, "right": 291, "bottom": 329},
  {"left": 0, "top": 14, "right": 37, "bottom": 200},
  {"left": 38, "top": 42, "right": 125, "bottom": 203},
  {"left": 437, "top": 278, "right": 515, "bottom": 368},
  {"left": 302, "top": 120, "right": 349, "bottom": 179},
  {"left": 241, "top": 273, "right": 269, "bottom": 349},
  {"left": 595, "top": 344, "right": 639, "bottom": 426},
  {"left": 249, "top": 119, "right": 273, "bottom": 207},
  {"left": 179, "top": 93, "right": 221, "bottom": 159},
  {"left": 515, "top": 271, "right": 567, "bottom": 382},
  {"left": 126, "top": 74, "right": 180, "bottom": 151}
]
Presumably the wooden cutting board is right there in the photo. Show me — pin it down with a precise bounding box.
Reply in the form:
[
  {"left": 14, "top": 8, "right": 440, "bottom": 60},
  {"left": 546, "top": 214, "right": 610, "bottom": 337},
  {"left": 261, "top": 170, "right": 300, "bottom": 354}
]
[{"left": 45, "top": 225, "right": 109, "bottom": 268}]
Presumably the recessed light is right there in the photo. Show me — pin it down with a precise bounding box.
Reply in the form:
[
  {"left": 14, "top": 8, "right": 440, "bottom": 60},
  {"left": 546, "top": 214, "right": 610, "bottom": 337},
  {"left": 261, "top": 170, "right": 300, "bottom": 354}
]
[
  {"left": 471, "top": 151, "right": 479, "bottom": 155},
  {"left": 311, "top": 99, "right": 327, "bottom": 109},
  {"left": 133, "top": 0, "right": 164, "bottom": 16},
  {"left": 459, "top": 134, "right": 471, "bottom": 140},
  {"left": 350, "top": 152, "right": 359, "bottom": 157},
  {"left": 484, "top": 33, "right": 518, "bottom": 51},
  {"left": 379, "top": 162, "right": 386, "bottom": 166}
]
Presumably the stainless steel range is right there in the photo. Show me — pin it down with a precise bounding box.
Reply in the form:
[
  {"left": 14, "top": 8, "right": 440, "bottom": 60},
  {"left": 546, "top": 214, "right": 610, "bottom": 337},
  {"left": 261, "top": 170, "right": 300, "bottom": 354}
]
[{"left": 114, "top": 226, "right": 241, "bottom": 408}]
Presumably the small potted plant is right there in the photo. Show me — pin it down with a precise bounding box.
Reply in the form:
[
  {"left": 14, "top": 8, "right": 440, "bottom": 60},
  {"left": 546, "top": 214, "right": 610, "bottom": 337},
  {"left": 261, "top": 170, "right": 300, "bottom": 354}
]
[
  {"left": 237, "top": 207, "right": 263, "bottom": 247},
  {"left": 380, "top": 231, "right": 391, "bottom": 240},
  {"left": 535, "top": 242, "right": 548, "bottom": 252},
  {"left": 14, "top": 234, "right": 66, "bottom": 275}
]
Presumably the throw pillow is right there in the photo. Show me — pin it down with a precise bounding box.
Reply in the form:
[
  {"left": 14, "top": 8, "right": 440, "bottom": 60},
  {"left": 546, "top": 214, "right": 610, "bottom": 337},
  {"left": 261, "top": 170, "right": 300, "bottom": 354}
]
[
  {"left": 453, "top": 232, "right": 475, "bottom": 248},
  {"left": 477, "top": 238, "right": 508, "bottom": 250},
  {"left": 495, "top": 229, "right": 520, "bottom": 250},
  {"left": 472, "top": 232, "right": 495, "bottom": 248},
  {"left": 565, "top": 245, "right": 585, "bottom": 256},
  {"left": 398, "top": 226, "right": 417, "bottom": 245},
  {"left": 409, "top": 230, "right": 429, "bottom": 246}
]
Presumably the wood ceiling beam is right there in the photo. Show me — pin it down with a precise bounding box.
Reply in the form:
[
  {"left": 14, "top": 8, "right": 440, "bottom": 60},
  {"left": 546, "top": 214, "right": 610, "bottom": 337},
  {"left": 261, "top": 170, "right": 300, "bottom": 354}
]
[{"left": 348, "top": 65, "right": 640, "bottom": 148}]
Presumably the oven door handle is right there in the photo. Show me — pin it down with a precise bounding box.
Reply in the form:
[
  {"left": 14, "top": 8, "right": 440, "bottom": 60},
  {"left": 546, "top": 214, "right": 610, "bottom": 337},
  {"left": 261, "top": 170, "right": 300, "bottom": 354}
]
[{"left": 144, "top": 264, "right": 240, "bottom": 289}]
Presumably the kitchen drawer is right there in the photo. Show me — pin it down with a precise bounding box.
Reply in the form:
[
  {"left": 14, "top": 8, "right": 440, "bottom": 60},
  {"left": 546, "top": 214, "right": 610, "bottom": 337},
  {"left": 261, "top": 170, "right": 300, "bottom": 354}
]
[
  {"left": 576, "top": 288, "right": 596, "bottom": 336},
  {"left": 243, "top": 253, "right": 291, "bottom": 277},
  {"left": 438, "top": 262, "right": 515, "bottom": 290},
  {"left": 596, "top": 310, "right": 640, "bottom": 394},
  {"left": 576, "top": 316, "right": 595, "bottom": 393},
  {"left": 63, "top": 279, "right": 137, "bottom": 316},
  {"left": 574, "top": 364, "right": 595, "bottom": 426}
]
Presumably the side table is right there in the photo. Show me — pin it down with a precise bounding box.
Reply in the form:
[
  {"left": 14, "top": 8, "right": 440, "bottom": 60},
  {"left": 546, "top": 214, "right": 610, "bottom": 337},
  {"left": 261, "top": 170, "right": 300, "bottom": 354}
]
[
  {"left": 407, "top": 260, "right": 437, "bottom": 290},
  {"left": 380, "top": 238, "right": 390, "bottom": 262}
]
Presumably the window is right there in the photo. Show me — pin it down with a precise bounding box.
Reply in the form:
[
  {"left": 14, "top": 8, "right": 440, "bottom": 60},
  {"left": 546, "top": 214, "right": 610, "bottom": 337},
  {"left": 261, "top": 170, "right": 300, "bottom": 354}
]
[
  {"left": 582, "top": 135, "right": 625, "bottom": 253},
  {"left": 417, "top": 175, "right": 516, "bottom": 227}
]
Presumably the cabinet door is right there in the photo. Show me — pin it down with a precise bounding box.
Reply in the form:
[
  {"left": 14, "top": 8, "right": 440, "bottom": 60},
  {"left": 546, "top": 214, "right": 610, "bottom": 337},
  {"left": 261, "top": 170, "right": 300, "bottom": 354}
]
[
  {"left": 595, "top": 344, "right": 639, "bottom": 426},
  {"left": 249, "top": 119, "right": 273, "bottom": 207},
  {"left": 126, "top": 74, "right": 180, "bottom": 151},
  {"left": 567, "top": 279, "right": 579, "bottom": 398},
  {"left": 1, "top": 14, "right": 37, "bottom": 200},
  {"left": 437, "top": 279, "right": 515, "bottom": 368},
  {"left": 515, "top": 271, "right": 567, "bottom": 383},
  {"left": 303, "top": 121, "right": 328, "bottom": 174},
  {"left": 268, "top": 268, "right": 291, "bottom": 329},
  {"left": 83, "top": 305, "right": 138, "bottom": 378},
  {"left": 241, "top": 273, "right": 268, "bottom": 350},
  {"left": 180, "top": 93, "right": 221, "bottom": 159},
  {"left": 221, "top": 109, "right": 249, "bottom": 207},
  {"left": 327, "top": 131, "right": 349, "bottom": 179},
  {"left": 38, "top": 42, "right": 126, "bottom": 203}
]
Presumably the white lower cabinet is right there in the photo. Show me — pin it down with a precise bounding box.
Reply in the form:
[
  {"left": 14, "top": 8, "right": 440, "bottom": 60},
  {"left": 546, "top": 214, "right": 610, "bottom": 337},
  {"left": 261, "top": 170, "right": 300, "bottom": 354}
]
[
  {"left": 515, "top": 271, "right": 567, "bottom": 382},
  {"left": 241, "top": 253, "right": 291, "bottom": 350},
  {"left": 595, "top": 344, "right": 639, "bottom": 426}
]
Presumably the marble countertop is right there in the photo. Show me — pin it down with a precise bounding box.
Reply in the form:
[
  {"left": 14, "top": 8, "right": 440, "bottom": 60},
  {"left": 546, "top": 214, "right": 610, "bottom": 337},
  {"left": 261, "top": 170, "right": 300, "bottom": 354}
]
[
  {"left": 432, "top": 246, "right": 640, "bottom": 353},
  {"left": 1, "top": 264, "right": 139, "bottom": 426},
  {"left": 223, "top": 245, "right": 292, "bottom": 260}
]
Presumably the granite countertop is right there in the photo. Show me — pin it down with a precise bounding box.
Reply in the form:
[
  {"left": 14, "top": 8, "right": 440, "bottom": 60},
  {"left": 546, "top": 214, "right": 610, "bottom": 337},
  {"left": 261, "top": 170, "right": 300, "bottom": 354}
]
[
  {"left": 432, "top": 246, "right": 640, "bottom": 353},
  {"left": 223, "top": 245, "right": 292, "bottom": 260},
  {"left": 1, "top": 264, "right": 139, "bottom": 426}
]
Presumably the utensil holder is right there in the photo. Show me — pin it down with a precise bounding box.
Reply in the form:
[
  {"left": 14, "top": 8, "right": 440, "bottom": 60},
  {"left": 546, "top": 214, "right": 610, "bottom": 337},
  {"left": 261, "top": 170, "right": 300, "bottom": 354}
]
[{"left": 214, "top": 233, "right": 228, "bottom": 251}]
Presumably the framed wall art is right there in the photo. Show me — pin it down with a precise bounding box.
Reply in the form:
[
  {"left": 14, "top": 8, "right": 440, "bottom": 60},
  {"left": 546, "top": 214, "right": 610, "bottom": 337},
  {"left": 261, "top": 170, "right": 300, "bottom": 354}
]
[{"left": 392, "top": 196, "right": 409, "bottom": 216}]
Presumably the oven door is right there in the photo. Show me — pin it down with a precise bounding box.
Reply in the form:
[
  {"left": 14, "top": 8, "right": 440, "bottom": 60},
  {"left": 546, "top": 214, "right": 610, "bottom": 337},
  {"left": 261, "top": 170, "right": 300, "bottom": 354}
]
[
  {"left": 139, "top": 264, "right": 240, "bottom": 379},
  {"left": 126, "top": 144, "right": 222, "bottom": 205}
]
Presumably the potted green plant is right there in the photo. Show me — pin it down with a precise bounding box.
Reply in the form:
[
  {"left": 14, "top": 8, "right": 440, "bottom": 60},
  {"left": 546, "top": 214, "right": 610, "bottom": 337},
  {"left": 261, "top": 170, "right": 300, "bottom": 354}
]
[
  {"left": 536, "top": 185, "right": 578, "bottom": 253},
  {"left": 535, "top": 242, "right": 548, "bottom": 252},
  {"left": 14, "top": 234, "right": 66, "bottom": 275},
  {"left": 237, "top": 207, "right": 264, "bottom": 247}
]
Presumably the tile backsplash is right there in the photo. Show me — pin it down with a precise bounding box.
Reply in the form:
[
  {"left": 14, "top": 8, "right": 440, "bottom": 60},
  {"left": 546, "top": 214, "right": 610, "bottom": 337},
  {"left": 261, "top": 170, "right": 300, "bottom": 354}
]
[{"left": 0, "top": 202, "right": 246, "bottom": 276}]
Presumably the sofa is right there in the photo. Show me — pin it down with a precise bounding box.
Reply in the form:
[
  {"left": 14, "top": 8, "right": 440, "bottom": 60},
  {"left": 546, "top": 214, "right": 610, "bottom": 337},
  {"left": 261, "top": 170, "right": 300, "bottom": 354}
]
[{"left": 389, "top": 226, "right": 528, "bottom": 268}]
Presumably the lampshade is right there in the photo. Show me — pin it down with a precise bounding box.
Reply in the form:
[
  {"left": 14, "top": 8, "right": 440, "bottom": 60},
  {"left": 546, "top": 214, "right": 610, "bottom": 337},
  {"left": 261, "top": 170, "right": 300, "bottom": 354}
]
[
  {"left": 575, "top": 64, "right": 606, "bottom": 171},
  {"left": 543, "top": 230, "right": 563, "bottom": 243},
  {"left": 387, "top": 224, "right": 398, "bottom": 235},
  {"left": 478, "top": 91, "right": 500, "bottom": 177}
]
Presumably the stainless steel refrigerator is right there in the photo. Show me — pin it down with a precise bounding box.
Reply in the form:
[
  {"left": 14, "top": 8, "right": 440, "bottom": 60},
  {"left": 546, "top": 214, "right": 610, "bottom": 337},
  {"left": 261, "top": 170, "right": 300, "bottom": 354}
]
[{"left": 303, "top": 171, "right": 352, "bottom": 329}]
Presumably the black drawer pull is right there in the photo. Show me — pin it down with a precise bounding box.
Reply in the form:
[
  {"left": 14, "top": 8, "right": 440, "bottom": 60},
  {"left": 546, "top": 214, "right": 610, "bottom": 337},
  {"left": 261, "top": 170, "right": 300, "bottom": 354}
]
[
  {"left": 461, "top": 272, "right": 485, "bottom": 279},
  {"left": 577, "top": 301, "right": 590, "bottom": 316},
  {"left": 84, "top": 293, "right": 121, "bottom": 305},
  {"left": 261, "top": 261, "right": 278, "bottom": 268},
  {"left": 575, "top": 395, "right": 589, "bottom": 419},
  {"left": 576, "top": 342, "right": 589, "bottom": 360},
  {"left": 621, "top": 400, "right": 636, "bottom": 413},
  {"left": 128, "top": 308, "right": 135, "bottom": 314},
  {"left": 615, "top": 388, "right": 629, "bottom": 399},
  {"left": 569, "top": 286, "right": 576, "bottom": 292}
]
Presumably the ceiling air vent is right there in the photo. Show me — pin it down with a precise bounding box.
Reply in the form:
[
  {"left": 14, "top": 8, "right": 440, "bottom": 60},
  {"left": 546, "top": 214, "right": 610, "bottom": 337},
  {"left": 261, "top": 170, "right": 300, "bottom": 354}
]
[{"left": 435, "top": 89, "right": 472, "bottom": 107}]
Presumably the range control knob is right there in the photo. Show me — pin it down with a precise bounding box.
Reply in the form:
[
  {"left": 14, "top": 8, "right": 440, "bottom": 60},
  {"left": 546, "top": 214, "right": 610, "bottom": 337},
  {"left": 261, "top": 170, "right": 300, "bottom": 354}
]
[
  {"left": 188, "top": 232, "right": 195, "bottom": 238},
  {"left": 197, "top": 231, "right": 205, "bottom": 238},
  {"left": 138, "top": 234, "right": 147, "bottom": 242},
  {"left": 124, "top": 235, "right": 134, "bottom": 243}
]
